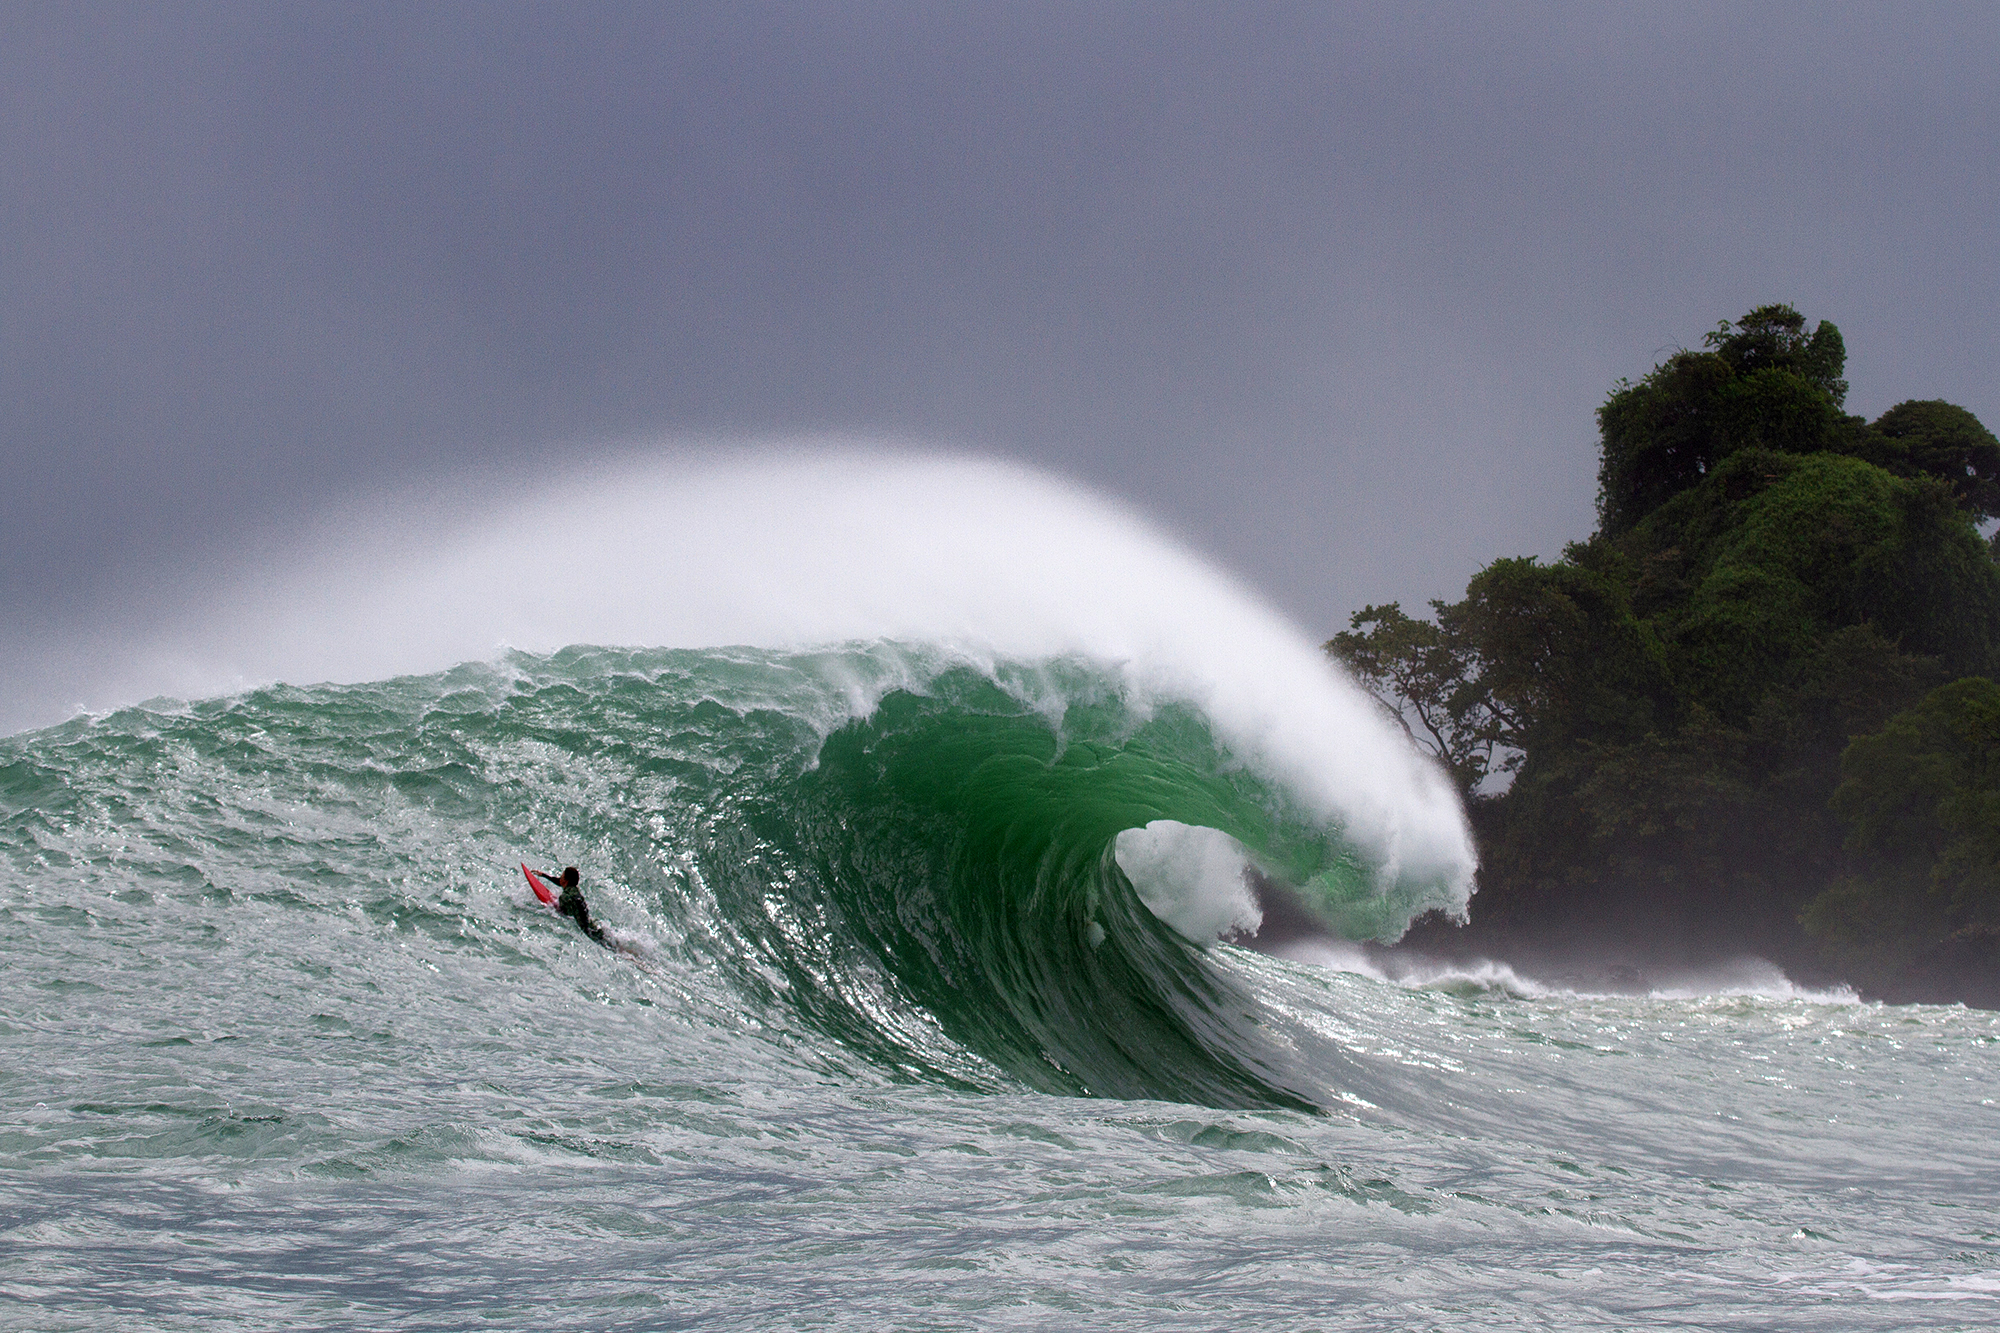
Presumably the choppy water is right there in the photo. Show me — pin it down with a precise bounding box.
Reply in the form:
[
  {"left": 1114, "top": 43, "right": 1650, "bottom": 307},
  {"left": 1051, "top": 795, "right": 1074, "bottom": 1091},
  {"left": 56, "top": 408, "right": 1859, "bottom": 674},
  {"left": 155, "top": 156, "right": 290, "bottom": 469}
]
[{"left": 4, "top": 646, "right": 1997, "bottom": 1331}]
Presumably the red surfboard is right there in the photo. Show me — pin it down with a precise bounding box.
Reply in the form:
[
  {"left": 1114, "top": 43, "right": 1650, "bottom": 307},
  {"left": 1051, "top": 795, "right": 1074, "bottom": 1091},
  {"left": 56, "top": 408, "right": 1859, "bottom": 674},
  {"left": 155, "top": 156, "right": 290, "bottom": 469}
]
[{"left": 522, "top": 862, "right": 556, "bottom": 906}]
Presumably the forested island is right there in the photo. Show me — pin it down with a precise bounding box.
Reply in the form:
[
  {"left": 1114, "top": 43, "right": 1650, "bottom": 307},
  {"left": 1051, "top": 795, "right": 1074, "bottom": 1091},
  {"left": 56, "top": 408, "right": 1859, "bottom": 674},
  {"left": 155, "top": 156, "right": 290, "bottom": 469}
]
[{"left": 1330, "top": 305, "right": 2000, "bottom": 1005}]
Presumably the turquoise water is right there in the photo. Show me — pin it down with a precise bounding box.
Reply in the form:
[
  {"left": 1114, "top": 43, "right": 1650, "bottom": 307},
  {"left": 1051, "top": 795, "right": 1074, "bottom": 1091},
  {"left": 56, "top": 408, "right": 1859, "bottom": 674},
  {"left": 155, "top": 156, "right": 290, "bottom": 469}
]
[{"left": 4, "top": 646, "right": 1997, "bottom": 1330}]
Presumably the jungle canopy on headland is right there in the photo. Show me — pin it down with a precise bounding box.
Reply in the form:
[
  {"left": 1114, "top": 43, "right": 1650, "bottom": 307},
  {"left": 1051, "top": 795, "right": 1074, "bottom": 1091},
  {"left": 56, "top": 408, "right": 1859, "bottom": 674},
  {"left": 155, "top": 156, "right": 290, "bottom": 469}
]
[{"left": 1330, "top": 305, "right": 2000, "bottom": 1000}]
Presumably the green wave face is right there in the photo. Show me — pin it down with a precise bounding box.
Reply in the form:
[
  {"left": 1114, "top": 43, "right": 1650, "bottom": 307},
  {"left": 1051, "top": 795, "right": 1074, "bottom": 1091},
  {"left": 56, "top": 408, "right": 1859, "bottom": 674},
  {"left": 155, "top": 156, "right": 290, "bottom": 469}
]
[{"left": 2, "top": 644, "right": 1458, "bottom": 1109}]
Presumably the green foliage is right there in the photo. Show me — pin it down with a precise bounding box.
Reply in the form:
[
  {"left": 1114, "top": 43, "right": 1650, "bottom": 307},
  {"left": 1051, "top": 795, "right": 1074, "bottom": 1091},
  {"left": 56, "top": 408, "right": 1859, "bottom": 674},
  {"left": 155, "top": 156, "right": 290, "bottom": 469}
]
[
  {"left": 1338, "top": 302, "right": 2000, "bottom": 980},
  {"left": 1596, "top": 304, "right": 1854, "bottom": 537},
  {"left": 1325, "top": 603, "right": 1499, "bottom": 799},
  {"left": 1804, "top": 678, "right": 2000, "bottom": 982},
  {"left": 1867, "top": 400, "right": 2000, "bottom": 521},
  {"left": 1597, "top": 351, "right": 1734, "bottom": 539},
  {"left": 1455, "top": 553, "right": 1672, "bottom": 751},
  {"left": 1637, "top": 451, "right": 2000, "bottom": 720},
  {"left": 1705, "top": 303, "right": 1848, "bottom": 403},
  {"left": 1327, "top": 556, "right": 1675, "bottom": 801}
]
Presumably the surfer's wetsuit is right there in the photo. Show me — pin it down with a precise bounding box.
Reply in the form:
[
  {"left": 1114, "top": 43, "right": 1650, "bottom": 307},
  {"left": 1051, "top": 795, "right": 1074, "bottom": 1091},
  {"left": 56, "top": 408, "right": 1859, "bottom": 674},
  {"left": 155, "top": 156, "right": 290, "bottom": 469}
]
[
  {"left": 559, "top": 887, "right": 608, "bottom": 947},
  {"left": 543, "top": 868, "right": 610, "bottom": 948}
]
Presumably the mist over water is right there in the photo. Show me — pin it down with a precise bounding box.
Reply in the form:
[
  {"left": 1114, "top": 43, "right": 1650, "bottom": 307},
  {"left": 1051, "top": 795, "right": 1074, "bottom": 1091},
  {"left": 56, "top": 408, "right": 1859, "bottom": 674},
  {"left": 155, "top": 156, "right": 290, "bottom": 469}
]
[
  {"left": 5, "top": 448, "right": 1996, "bottom": 1328},
  {"left": 20, "top": 447, "right": 1475, "bottom": 910}
]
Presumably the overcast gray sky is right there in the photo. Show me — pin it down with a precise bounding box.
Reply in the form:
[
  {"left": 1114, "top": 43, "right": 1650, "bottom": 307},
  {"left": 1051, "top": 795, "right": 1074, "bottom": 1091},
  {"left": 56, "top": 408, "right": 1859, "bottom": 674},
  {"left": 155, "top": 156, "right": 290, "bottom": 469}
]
[{"left": 6, "top": 2, "right": 1997, "bottom": 715}]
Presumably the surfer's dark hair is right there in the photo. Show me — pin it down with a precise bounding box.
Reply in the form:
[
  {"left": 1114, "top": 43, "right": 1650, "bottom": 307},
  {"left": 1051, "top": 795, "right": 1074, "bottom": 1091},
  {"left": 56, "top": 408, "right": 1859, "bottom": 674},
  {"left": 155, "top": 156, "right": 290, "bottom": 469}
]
[{"left": 561, "top": 867, "right": 579, "bottom": 887}]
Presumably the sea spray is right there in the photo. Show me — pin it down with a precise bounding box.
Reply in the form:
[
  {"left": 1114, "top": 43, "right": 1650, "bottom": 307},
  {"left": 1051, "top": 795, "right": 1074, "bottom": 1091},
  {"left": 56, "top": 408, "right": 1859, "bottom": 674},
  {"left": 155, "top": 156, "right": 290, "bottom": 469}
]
[
  {"left": 12, "top": 450, "right": 1476, "bottom": 933},
  {"left": 3, "top": 643, "right": 1447, "bottom": 1106},
  {"left": 6, "top": 571, "right": 1997, "bottom": 1327}
]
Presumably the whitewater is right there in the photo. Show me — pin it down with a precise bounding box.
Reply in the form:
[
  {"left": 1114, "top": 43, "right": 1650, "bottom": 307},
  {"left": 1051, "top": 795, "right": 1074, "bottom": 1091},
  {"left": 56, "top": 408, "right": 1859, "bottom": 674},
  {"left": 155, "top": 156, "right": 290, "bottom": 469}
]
[{"left": 3, "top": 453, "right": 1996, "bottom": 1330}]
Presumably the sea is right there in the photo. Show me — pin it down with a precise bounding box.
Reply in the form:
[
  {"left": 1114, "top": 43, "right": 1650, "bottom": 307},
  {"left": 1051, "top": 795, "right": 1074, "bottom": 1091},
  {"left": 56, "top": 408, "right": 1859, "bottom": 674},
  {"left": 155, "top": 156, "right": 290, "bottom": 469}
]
[{"left": 3, "top": 457, "right": 1996, "bottom": 1330}]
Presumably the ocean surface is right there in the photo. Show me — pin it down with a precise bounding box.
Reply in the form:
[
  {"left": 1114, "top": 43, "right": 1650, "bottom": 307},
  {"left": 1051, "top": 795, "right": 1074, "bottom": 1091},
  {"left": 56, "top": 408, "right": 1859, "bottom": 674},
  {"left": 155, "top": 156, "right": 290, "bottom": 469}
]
[{"left": 4, "top": 643, "right": 1997, "bottom": 1331}]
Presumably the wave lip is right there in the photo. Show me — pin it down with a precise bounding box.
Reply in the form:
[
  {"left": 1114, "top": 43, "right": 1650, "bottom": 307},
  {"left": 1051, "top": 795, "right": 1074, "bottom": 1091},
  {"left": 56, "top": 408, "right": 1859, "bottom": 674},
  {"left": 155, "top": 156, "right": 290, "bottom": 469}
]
[
  {"left": 775, "top": 648, "right": 1463, "bottom": 1107},
  {"left": 6, "top": 635, "right": 1468, "bottom": 1111},
  {"left": 10, "top": 449, "right": 1481, "bottom": 1108},
  {"left": 16, "top": 450, "right": 1476, "bottom": 926}
]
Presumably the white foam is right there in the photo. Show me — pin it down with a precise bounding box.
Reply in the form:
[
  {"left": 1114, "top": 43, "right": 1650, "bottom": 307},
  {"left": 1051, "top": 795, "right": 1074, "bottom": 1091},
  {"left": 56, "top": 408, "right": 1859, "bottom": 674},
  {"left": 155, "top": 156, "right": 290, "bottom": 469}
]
[
  {"left": 1279, "top": 941, "right": 1861, "bottom": 1003},
  {"left": 1276, "top": 940, "right": 1551, "bottom": 996},
  {"left": 1641, "top": 958, "right": 1860, "bottom": 1005},
  {"left": 1113, "top": 820, "right": 1263, "bottom": 943},
  {"left": 22, "top": 444, "right": 1477, "bottom": 917}
]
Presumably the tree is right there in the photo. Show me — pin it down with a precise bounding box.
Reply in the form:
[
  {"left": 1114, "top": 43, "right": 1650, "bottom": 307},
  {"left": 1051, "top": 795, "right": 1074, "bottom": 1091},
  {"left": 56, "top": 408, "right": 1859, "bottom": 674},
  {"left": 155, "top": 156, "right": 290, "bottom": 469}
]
[
  {"left": 1803, "top": 677, "right": 2000, "bottom": 983},
  {"left": 1707, "top": 303, "right": 1848, "bottom": 403},
  {"left": 1632, "top": 450, "right": 2000, "bottom": 723},
  {"left": 1351, "top": 302, "right": 2000, "bottom": 985},
  {"left": 1325, "top": 603, "right": 1505, "bottom": 800},
  {"left": 1596, "top": 303, "right": 1850, "bottom": 537},
  {"left": 1326, "top": 550, "right": 1676, "bottom": 803},
  {"left": 1869, "top": 400, "right": 2000, "bottom": 521},
  {"left": 1597, "top": 351, "right": 1734, "bottom": 538}
]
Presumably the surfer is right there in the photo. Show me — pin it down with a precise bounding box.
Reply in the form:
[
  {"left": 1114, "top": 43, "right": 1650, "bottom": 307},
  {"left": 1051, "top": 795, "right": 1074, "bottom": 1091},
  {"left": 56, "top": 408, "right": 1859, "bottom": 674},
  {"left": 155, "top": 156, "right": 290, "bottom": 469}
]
[{"left": 539, "top": 866, "right": 609, "bottom": 948}]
